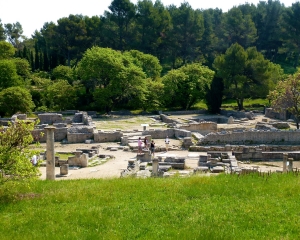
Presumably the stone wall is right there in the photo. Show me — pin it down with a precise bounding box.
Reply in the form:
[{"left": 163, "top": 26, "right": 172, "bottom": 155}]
[
  {"left": 143, "top": 128, "right": 191, "bottom": 139},
  {"left": 0, "top": 118, "right": 11, "bottom": 126},
  {"left": 31, "top": 127, "right": 68, "bottom": 142},
  {"left": 265, "top": 108, "right": 289, "bottom": 120},
  {"left": 199, "top": 129, "right": 300, "bottom": 145},
  {"left": 233, "top": 147, "right": 300, "bottom": 161},
  {"left": 190, "top": 144, "right": 300, "bottom": 152},
  {"left": 67, "top": 151, "right": 88, "bottom": 167},
  {"left": 67, "top": 126, "right": 95, "bottom": 143},
  {"left": 38, "top": 113, "right": 63, "bottom": 124},
  {"left": 94, "top": 130, "right": 123, "bottom": 143},
  {"left": 143, "top": 129, "right": 175, "bottom": 138},
  {"left": 178, "top": 121, "right": 217, "bottom": 135},
  {"left": 220, "top": 110, "right": 254, "bottom": 119},
  {"left": 174, "top": 129, "right": 191, "bottom": 138},
  {"left": 160, "top": 114, "right": 179, "bottom": 124}
]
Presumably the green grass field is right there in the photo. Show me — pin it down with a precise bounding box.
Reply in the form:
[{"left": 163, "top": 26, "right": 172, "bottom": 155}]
[
  {"left": 1, "top": 173, "right": 300, "bottom": 239},
  {"left": 191, "top": 98, "right": 269, "bottom": 111}
]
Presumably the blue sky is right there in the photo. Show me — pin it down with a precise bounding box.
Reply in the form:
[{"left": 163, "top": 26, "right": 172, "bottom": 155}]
[{"left": 0, "top": 0, "right": 298, "bottom": 38}]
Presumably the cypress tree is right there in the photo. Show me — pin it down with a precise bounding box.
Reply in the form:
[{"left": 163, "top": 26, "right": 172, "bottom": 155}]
[
  {"left": 30, "top": 51, "right": 34, "bottom": 71},
  {"left": 43, "top": 50, "right": 49, "bottom": 71},
  {"left": 34, "top": 43, "right": 40, "bottom": 70},
  {"left": 205, "top": 76, "right": 224, "bottom": 114},
  {"left": 39, "top": 52, "right": 44, "bottom": 71}
]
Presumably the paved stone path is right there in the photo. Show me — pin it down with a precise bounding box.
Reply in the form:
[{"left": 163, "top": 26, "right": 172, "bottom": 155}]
[{"left": 38, "top": 141, "right": 199, "bottom": 180}]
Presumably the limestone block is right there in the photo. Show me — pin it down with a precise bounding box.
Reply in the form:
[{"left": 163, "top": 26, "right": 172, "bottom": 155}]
[
  {"left": 211, "top": 166, "right": 224, "bottom": 173},
  {"left": 80, "top": 154, "right": 88, "bottom": 167},
  {"left": 199, "top": 155, "right": 208, "bottom": 163},
  {"left": 60, "top": 164, "right": 69, "bottom": 175},
  {"left": 194, "top": 166, "right": 209, "bottom": 173},
  {"left": 228, "top": 116, "right": 234, "bottom": 124}
]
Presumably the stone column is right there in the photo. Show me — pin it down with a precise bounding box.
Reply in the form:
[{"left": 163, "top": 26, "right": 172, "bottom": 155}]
[
  {"left": 45, "top": 126, "right": 56, "bottom": 180},
  {"left": 283, "top": 153, "right": 288, "bottom": 173},
  {"left": 288, "top": 158, "right": 294, "bottom": 172},
  {"left": 60, "top": 164, "right": 69, "bottom": 175},
  {"left": 152, "top": 158, "right": 159, "bottom": 176}
]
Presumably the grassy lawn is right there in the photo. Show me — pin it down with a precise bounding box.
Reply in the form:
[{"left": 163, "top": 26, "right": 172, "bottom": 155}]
[
  {"left": 187, "top": 98, "right": 269, "bottom": 111},
  {"left": 221, "top": 98, "right": 269, "bottom": 111},
  {"left": 94, "top": 116, "right": 159, "bottom": 130},
  {"left": 55, "top": 153, "right": 74, "bottom": 160},
  {"left": 1, "top": 173, "right": 300, "bottom": 239}
]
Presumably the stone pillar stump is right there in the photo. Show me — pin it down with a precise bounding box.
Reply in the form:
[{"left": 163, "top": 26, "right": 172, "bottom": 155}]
[{"left": 45, "top": 126, "right": 56, "bottom": 180}]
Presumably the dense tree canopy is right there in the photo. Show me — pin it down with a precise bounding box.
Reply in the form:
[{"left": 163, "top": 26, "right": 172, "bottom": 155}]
[
  {"left": 281, "top": 2, "right": 300, "bottom": 68},
  {"left": 0, "top": 59, "right": 20, "bottom": 90},
  {"left": 78, "top": 47, "right": 147, "bottom": 112},
  {"left": 0, "top": 1, "right": 300, "bottom": 114},
  {"left": 213, "top": 43, "right": 282, "bottom": 110},
  {"left": 162, "top": 63, "right": 214, "bottom": 110},
  {"left": 0, "top": 41, "right": 15, "bottom": 59},
  {"left": 268, "top": 69, "right": 300, "bottom": 128},
  {"left": 0, "top": 86, "right": 35, "bottom": 116}
]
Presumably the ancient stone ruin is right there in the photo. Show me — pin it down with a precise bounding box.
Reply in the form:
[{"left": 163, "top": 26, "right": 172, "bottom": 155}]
[{"left": 2, "top": 107, "right": 300, "bottom": 178}]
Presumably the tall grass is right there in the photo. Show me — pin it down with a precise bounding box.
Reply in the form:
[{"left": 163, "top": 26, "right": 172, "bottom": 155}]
[{"left": 1, "top": 173, "right": 300, "bottom": 239}]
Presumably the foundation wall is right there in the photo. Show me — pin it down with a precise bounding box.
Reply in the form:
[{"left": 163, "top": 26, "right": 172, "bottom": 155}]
[{"left": 94, "top": 131, "right": 123, "bottom": 143}]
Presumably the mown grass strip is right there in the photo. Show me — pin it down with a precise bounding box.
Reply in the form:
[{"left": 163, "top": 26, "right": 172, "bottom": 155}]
[{"left": 1, "top": 173, "right": 300, "bottom": 239}]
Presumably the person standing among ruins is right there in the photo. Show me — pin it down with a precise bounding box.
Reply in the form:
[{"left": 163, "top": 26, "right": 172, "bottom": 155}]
[
  {"left": 138, "top": 137, "right": 143, "bottom": 155},
  {"left": 31, "top": 154, "right": 37, "bottom": 166},
  {"left": 144, "top": 137, "right": 149, "bottom": 150},
  {"left": 165, "top": 136, "right": 170, "bottom": 152},
  {"left": 150, "top": 140, "right": 155, "bottom": 157}
]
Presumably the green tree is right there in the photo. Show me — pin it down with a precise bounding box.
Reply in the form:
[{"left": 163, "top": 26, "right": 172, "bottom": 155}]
[
  {"left": 254, "top": 0, "right": 283, "bottom": 61},
  {"left": 54, "top": 15, "right": 89, "bottom": 66},
  {"left": 0, "top": 20, "right": 5, "bottom": 41},
  {"left": 268, "top": 69, "right": 300, "bottom": 128},
  {"left": 0, "top": 120, "right": 40, "bottom": 186},
  {"left": 0, "top": 59, "right": 20, "bottom": 90},
  {"left": 4, "top": 22, "right": 25, "bottom": 50},
  {"left": 106, "top": 0, "right": 136, "bottom": 51},
  {"left": 12, "top": 58, "right": 31, "bottom": 79},
  {"left": 199, "top": 9, "right": 219, "bottom": 68},
  {"left": 78, "top": 47, "right": 147, "bottom": 112},
  {"left": 45, "top": 80, "right": 77, "bottom": 111},
  {"left": 213, "top": 43, "right": 246, "bottom": 109},
  {"left": 142, "top": 79, "right": 164, "bottom": 111},
  {"left": 0, "top": 41, "right": 15, "bottom": 59},
  {"left": 205, "top": 76, "right": 224, "bottom": 114},
  {"left": 167, "top": 3, "right": 204, "bottom": 67},
  {"left": 221, "top": 7, "right": 257, "bottom": 49},
  {"left": 133, "top": 0, "right": 172, "bottom": 59},
  {"left": 124, "top": 50, "right": 162, "bottom": 80},
  {"left": 162, "top": 63, "right": 214, "bottom": 110},
  {"left": 51, "top": 65, "right": 75, "bottom": 83},
  {"left": 281, "top": 2, "right": 300, "bottom": 68},
  {"left": 213, "top": 43, "right": 281, "bottom": 110},
  {"left": 0, "top": 87, "right": 35, "bottom": 116}
]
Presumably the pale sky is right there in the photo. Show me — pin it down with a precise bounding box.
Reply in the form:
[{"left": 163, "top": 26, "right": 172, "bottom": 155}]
[{"left": 0, "top": 0, "right": 298, "bottom": 38}]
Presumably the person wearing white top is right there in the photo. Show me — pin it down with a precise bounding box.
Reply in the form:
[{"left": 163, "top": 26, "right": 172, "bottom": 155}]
[
  {"left": 165, "top": 136, "right": 170, "bottom": 152},
  {"left": 31, "top": 155, "right": 37, "bottom": 166}
]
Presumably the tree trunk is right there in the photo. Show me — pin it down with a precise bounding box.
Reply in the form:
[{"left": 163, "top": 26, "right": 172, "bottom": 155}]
[
  {"left": 236, "top": 98, "right": 244, "bottom": 111},
  {"left": 294, "top": 53, "right": 299, "bottom": 68}
]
